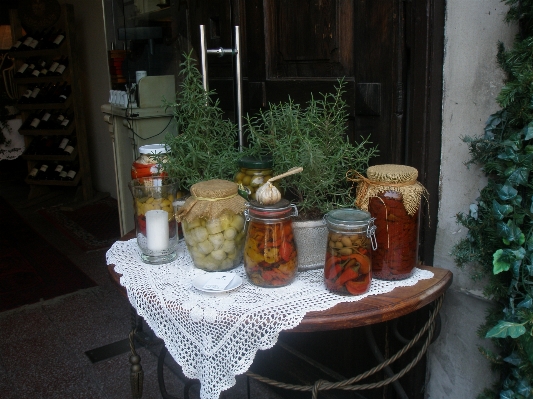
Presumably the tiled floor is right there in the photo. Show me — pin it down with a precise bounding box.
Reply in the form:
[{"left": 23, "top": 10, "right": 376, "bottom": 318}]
[{"left": 0, "top": 176, "right": 282, "bottom": 399}]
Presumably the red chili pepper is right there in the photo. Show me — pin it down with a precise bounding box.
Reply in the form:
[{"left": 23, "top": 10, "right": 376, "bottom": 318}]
[
  {"left": 345, "top": 278, "right": 370, "bottom": 295},
  {"left": 279, "top": 241, "right": 293, "bottom": 262},
  {"left": 336, "top": 267, "right": 359, "bottom": 286},
  {"left": 325, "top": 263, "right": 342, "bottom": 280}
]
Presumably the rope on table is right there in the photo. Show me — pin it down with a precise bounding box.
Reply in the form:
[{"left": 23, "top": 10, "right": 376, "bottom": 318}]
[{"left": 246, "top": 295, "right": 444, "bottom": 399}]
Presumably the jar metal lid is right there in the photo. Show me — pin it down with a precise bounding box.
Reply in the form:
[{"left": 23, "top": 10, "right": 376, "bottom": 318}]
[
  {"left": 238, "top": 156, "right": 273, "bottom": 169},
  {"left": 246, "top": 199, "right": 297, "bottom": 219},
  {"left": 325, "top": 208, "right": 372, "bottom": 229},
  {"left": 139, "top": 144, "right": 168, "bottom": 155}
]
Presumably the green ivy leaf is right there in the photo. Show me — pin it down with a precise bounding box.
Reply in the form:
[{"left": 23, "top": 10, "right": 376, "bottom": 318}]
[
  {"left": 486, "top": 320, "right": 526, "bottom": 338},
  {"left": 493, "top": 200, "right": 514, "bottom": 220},
  {"left": 527, "top": 264, "right": 533, "bottom": 276},
  {"left": 496, "top": 220, "right": 524, "bottom": 244},
  {"left": 498, "top": 147, "right": 520, "bottom": 162},
  {"left": 507, "top": 167, "right": 530, "bottom": 186},
  {"left": 527, "top": 234, "right": 533, "bottom": 251},
  {"left": 511, "top": 194, "right": 523, "bottom": 206},
  {"left": 503, "top": 351, "right": 523, "bottom": 366},
  {"left": 497, "top": 184, "right": 518, "bottom": 201},
  {"left": 499, "top": 389, "right": 513, "bottom": 399},
  {"left": 524, "top": 122, "right": 533, "bottom": 140},
  {"left": 517, "top": 296, "right": 533, "bottom": 309},
  {"left": 519, "top": 333, "right": 533, "bottom": 364},
  {"left": 530, "top": 196, "right": 533, "bottom": 214},
  {"left": 525, "top": 144, "right": 533, "bottom": 153},
  {"left": 494, "top": 249, "right": 512, "bottom": 274}
]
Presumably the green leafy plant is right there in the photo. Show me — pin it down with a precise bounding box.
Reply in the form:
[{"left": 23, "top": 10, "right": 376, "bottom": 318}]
[
  {"left": 452, "top": 2, "right": 533, "bottom": 397},
  {"left": 161, "top": 52, "right": 242, "bottom": 192},
  {"left": 244, "top": 81, "right": 378, "bottom": 220}
]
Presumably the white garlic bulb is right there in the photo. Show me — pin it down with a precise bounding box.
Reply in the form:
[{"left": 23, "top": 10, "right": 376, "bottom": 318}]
[{"left": 255, "top": 182, "right": 281, "bottom": 205}]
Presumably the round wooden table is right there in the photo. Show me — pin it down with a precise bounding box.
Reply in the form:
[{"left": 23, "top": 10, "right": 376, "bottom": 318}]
[{"left": 107, "top": 232, "right": 452, "bottom": 399}]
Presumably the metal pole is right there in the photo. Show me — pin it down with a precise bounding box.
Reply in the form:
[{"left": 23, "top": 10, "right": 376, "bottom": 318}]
[
  {"left": 235, "top": 26, "right": 243, "bottom": 151},
  {"left": 199, "top": 25, "right": 208, "bottom": 93}
]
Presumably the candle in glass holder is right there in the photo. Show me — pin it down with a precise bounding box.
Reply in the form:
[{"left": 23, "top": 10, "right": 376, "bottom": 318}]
[{"left": 146, "top": 210, "right": 169, "bottom": 251}]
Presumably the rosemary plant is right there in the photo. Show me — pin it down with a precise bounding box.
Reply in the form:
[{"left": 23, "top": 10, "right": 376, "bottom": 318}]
[
  {"left": 244, "top": 80, "right": 378, "bottom": 220},
  {"left": 161, "top": 52, "right": 241, "bottom": 192},
  {"left": 452, "top": 2, "right": 533, "bottom": 397}
]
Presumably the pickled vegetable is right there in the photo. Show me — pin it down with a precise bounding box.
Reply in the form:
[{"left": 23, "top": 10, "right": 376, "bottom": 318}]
[
  {"left": 324, "top": 232, "right": 371, "bottom": 295},
  {"left": 182, "top": 213, "right": 246, "bottom": 271},
  {"left": 244, "top": 219, "right": 297, "bottom": 287},
  {"left": 234, "top": 167, "right": 275, "bottom": 201}
]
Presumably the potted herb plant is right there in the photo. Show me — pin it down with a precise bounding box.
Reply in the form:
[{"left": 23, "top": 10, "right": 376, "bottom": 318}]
[{"left": 243, "top": 82, "right": 379, "bottom": 269}]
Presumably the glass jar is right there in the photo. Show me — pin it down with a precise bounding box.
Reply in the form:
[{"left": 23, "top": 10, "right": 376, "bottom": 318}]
[
  {"left": 178, "top": 179, "right": 247, "bottom": 272},
  {"left": 323, "top": 208, "right": 376, "bottom": 296},
  {"left": 369, "top": 191, "right": 419, "bottom": 280},
  {"left": 352, "top": 164, "right": 427, "bottom": 281},
  {"left": 234, "top": 156, "right": 275, "bottom": 201},
  {"left": 131, "top": 144, "right": 168, "bottom": 180},
  {"left": 128, "top": 177, "right": 179, "bottom": 264},
  {"left": 244, "top": 199, "right": 298, "bottom": 287}
]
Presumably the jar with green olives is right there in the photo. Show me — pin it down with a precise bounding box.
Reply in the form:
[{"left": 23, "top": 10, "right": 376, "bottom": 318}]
[{"left": 234, "top": 157, "right": 279, "bottom": 201}]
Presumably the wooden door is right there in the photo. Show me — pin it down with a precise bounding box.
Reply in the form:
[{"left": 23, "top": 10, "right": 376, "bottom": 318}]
[{"left": 181, "top": 0, "right": 444, "bottom": 265}]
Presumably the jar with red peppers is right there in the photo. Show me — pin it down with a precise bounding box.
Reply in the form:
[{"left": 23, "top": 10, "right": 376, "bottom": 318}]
[
  {"left": 131, "top": 144, "right": 168, "bottom": 180},
  {"left": 244, "top": 199, "right": 299, "bottom": 287},
  {"left": 352, "top": 164, "right": 428, "bottom": 280},
  {"left": 324, "top": 208, "right": 376, "bottom": 296}
]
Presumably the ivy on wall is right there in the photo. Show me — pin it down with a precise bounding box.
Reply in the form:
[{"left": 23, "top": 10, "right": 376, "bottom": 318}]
[{"left": 452, "top": 1, "right": 533, "bottom": 397}]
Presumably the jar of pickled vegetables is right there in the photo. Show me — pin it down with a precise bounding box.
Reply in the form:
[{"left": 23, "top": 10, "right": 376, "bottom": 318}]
[
  {"left": 131, "top": 144, "right": 168, "bottom": 180},
  {"left": 324, "top": 208, "right": 376, "bottom": 296},
  {"left": 177, "top": 179, "right": 247, "bottom": 271},
  {"left": 352, "top": 164, "right": 428, "bottom": 280},
  {"left": 244, "top": 199, "right": 299, "bottom": 287},
  {"left": 234, "top": 156, "right": 277, "bottom": 201}
]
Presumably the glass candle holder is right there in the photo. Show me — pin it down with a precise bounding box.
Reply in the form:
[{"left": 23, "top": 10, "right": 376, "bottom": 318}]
[{"left": 128, "top": 177, "right": 179, "bottom": 264}]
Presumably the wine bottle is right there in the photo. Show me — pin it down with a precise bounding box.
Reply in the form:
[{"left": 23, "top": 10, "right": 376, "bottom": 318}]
[
  {"left": 52, "top": 162, "right": 65, "bottom": 179},
  {"left": 59, "top": 109, "right": 73, "bottom": 129},
  {"left": 57, "top": 84, "right": 71, "bottom": 103},
  {"left": 63, "top": 136, "right": 76, "bottom": 155},
  {"left": 18, "top": 85, "right": 36, "bottom": 104},
  {"left": 54, "top": 57, "right": 69, "bottom": 76},
  {"left": 27, "top": 163, "right": 41, "bottom": 180},
  {"left": 19, "top": 32, "right": 36, "bottom": 51},
  {"left": 56, "top": 136, "right": 70, "bottom": 154},
  {"left": 48, "top": 56, "right": 62, "bottom": 75},
  {"left": 35, "top": 162, "right": 50, "bottom": 179},
  {"left": 22, "top": 58, "right": 38, "bottom": 77},
  {"left": 28, "top": 109, "right": 47, "bottom": 129},
  {"left": 50, "top": 30, "right": 65, "bottom": 48},
  {"left": 63, "top": 164, "right": 78, "bottom": 181},
  {"left": 39, "top": 109, "right": 53, "bottom": 129},
  {"left": 15, "top": 59, "right": 32, "bottom": 77},
  {"left": 54, "top": 107, "right": 70, "bottom": 128},
  {"left": 27, "top": 84, "right": 43, "bottom": 103}
]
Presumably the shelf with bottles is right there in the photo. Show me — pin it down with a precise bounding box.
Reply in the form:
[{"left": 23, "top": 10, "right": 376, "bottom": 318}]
[
  {"left": 25, "top": 159, "right": 80, "bottom": 186},
  {"left": 18, "top": 108, "right": 75, "bottom": 135},
  {"left": 10, "top": 26, "right": 66, "bottom": 54},
  {"left": 14, "top": 56, "right": 70, "bottom": 83},
  {"left": 17, "top": 96, "right": 72, "bottom": 111},
  {"left": 22, "top": 134, "right": 78, "bottom": 161}
]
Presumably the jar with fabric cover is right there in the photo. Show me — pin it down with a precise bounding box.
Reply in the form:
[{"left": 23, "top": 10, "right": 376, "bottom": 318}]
[
  {"left": 244, "top": 199, "right": 298, "bottom": 287},
  {"left": 351, "top": 164, "right": 428, "bottom": 280},
  {"left": 234, "top": 156, "right": 278, "bottom": 201},
  {"left": 177, "top": 179, "right": 247, "bottom": 271},
  {"left": 324, "top": 208, "right": 376, "bottom": 295}
]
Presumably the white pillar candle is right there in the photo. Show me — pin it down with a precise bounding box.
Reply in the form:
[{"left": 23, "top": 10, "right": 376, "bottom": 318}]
[{"left": 146, "top": 210, "right": 169, "bottom": 251}]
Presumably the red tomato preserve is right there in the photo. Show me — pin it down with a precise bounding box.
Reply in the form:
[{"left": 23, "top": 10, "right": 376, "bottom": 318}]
[{"left": 131, "top": 144, "right": 168, "bottom": 179}]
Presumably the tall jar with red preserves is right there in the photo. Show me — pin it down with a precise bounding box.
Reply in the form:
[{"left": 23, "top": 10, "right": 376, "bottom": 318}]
[
  {"left": 131, "top": 144, "right": 168, "bottom": 180},
  {"left": 352, "top": 164, "right": 428, "bottom": 280},
  {"left": 244, "top": 199, "right": 298, "bottom": 287},
  {"left": 324, "top": 208, "right": 376, "bottom": 296}
]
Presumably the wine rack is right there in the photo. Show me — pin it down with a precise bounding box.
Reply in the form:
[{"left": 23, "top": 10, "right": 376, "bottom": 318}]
[{"left": 9, "top": 4, "right": 94, "bottom": 200}]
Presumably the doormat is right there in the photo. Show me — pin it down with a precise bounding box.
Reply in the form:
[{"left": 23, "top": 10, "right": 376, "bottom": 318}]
[
  {"left": 0, "top": 197, "right": 97, "bottom": 312},
  {"left": 38, "top": 196, "right": 122, "bottom": 251}
]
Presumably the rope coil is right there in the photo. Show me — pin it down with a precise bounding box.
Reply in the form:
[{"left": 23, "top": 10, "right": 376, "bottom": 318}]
[{"left": 246, "top": 295, "right": 444, "bottom": 398}]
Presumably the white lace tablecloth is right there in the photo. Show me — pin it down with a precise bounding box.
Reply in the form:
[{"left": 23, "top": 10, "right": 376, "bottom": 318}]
[{"left": 106, "top": 239, "right": 434, "bottom": 399}]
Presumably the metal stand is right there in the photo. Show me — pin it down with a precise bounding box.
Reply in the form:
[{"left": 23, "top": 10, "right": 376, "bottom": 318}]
[{"left": 199, "top": 24, "right": 243, "bottom": 151}]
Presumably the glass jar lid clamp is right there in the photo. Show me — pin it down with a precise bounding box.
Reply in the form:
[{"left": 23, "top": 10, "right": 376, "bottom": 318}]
[{"left": 324, "top": 208, "right": 377, "bottom": 250}]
